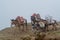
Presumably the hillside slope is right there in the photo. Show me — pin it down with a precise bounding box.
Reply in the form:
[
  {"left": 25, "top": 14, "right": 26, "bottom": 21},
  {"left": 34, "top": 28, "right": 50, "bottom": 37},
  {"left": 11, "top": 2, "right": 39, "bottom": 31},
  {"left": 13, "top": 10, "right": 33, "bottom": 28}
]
[
  {"left": 0, "top": 23, "right": 60, "bottom": 40},
  {"left": 0, "top": 24, "right": 33, "bottom": 40}
]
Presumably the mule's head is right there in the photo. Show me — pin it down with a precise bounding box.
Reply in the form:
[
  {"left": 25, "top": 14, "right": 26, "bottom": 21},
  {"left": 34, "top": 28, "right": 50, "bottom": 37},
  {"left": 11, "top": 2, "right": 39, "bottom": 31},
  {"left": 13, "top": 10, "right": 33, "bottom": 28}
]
[
  {"left": 11, "top": 19, "right": 17, "bottom": 24},
  {"left": 11, "top": 19, "right": 15, "bottom": 21}
]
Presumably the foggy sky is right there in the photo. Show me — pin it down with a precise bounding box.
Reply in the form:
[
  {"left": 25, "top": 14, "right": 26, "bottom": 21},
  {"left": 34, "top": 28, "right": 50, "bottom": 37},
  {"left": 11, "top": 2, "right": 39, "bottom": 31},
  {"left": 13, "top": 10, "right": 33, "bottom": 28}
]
[{"left": 0, "top": 0, "right": 60, "bottom": 30}]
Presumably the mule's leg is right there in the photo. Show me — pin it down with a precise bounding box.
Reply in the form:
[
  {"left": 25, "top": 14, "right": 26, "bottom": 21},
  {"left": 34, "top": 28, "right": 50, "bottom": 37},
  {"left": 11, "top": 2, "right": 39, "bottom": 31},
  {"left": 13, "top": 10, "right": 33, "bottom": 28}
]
[
  {"left": 18, "top": 24, "right": 21, "bottom": 31},
  {"left": 46, "top": 25, "right": 49, "bottom": 31},
  {"left": 11, "top": 24, "right": 12, "bottom": 27},
  {"left": 53, "top": 24, "right": 57, "bottom": 31},
  {"left": 25, "top": 23, "right": 27, "bottom": 31},
  {"left": 31, "top": 21, "right": 35, "bottom": 31},
  {"left": 16, "top": 24, "right": 20, "bottom": 32},
  {"left": 22, "top": 24, "right": 24, "bottom": 31},
  {"left": 11, "top": 23, "right": 13, "bottom": 27}
]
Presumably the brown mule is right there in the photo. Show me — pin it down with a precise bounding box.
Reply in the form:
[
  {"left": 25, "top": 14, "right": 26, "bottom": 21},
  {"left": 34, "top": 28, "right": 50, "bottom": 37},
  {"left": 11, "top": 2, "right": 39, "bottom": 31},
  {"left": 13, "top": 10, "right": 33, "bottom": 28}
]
[{"left": 16, "top": 16, "right": 27, "bottom": 31}]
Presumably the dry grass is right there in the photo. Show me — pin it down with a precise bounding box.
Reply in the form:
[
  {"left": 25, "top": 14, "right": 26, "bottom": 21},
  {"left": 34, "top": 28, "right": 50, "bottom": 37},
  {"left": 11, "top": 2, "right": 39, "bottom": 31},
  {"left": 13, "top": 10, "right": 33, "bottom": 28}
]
[{"left": 0, "top": 23, "right": 60, "bottom": 40}]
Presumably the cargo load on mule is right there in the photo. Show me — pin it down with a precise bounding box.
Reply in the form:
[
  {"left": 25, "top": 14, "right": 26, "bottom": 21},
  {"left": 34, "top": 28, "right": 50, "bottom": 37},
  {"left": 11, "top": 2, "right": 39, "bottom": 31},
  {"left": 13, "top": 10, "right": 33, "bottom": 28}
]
[
  {"left": 31, "top": 13, "right": 58, "bottom": 32},
  {"left": 11, "top": 16, "right": 27, "bottom": 31}
]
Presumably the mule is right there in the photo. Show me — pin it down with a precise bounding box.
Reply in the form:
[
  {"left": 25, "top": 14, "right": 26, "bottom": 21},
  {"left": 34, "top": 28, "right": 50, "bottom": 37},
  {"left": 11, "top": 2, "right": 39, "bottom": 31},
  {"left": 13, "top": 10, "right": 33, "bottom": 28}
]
[
  {"left": 31, "top": 13, "right": 44, "bottom": 32},
  {"left": 15, "top": 16, "right": 28, "bottom": 31},
  {"left": 47, "top": 20, "right": 58, "bottom": 31}
]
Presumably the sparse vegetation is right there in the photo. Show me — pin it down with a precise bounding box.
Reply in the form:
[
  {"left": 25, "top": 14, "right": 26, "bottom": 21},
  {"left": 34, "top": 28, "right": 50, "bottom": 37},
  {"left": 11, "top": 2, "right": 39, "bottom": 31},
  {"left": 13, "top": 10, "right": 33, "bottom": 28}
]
[{"left": 0, "top": 23, "right": 60, "bottom": 40}]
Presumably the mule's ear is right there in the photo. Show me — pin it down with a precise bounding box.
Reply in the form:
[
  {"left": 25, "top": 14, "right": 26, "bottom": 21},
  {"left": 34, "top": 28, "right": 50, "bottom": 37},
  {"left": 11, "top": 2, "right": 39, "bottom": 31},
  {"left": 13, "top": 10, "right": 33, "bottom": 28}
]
[{"left": 10, "top": 19, "right": 14, "bottom": 21}]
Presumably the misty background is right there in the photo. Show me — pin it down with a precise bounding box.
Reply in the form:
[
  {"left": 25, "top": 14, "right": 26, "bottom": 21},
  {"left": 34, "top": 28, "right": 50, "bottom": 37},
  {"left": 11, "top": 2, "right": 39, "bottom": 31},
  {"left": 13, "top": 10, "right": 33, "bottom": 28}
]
[{"left": 0, "top": 0, "right": 60, "bottom": 30}]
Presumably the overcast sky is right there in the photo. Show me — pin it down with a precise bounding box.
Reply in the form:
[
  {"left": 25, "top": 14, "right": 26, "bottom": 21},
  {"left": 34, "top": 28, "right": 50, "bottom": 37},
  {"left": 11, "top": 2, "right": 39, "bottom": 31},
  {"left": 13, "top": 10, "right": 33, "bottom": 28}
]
[{"left": 0, "top": 0, "right": 60, "bottom": 30}]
